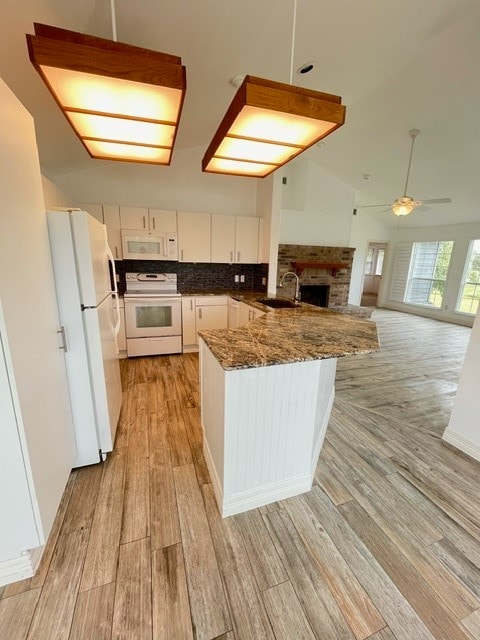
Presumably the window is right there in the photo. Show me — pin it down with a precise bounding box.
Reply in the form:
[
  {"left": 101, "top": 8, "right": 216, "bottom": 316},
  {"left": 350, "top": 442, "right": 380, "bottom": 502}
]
[
  {"left": 364, "top": 244, "right": 385, "bottom": 276},
  {"left": 364, "top": 247, "right": 374, "bottom": 275},
  {"left": 375, "top": 248, "right": 385, "bottom": 276},
  {"left": 456, "top": 239, "right": 480, "bottom": 315},
  {"left": 405, "top": 241, "right": 454, "bottom": 308}
]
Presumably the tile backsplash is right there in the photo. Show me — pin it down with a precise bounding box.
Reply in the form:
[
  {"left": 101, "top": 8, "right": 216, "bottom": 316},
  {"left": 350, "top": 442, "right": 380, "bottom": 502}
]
[{"left": 115, "top": 260, "right": 268, "bottom": 294}]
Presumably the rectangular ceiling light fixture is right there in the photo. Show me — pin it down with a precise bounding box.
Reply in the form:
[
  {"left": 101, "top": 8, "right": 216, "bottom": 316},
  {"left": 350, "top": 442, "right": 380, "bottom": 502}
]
[
  {"left": 202, "top": 75, "right": 345, "bottom": 178},
  {"left": 26, "top": 23, "right": 186, "bottom": 165}
]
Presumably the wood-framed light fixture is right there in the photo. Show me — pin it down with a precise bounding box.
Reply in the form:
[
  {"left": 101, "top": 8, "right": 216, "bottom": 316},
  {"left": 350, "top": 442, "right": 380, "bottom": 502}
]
[
  {"left": 26, "top": 23, "right": 186, "bottom": 165},
  {"left": 202, "top": 75, "right": 345, "bottom": 178}
]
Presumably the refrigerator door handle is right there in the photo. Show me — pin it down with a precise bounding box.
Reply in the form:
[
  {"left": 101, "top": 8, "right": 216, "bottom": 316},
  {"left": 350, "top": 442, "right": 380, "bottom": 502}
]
[
  {"left": 106, "top": 244, "right": 121, "bottom": 337},
  {"left": 57, "top": 325, "right": 68, "bottom": 352}
]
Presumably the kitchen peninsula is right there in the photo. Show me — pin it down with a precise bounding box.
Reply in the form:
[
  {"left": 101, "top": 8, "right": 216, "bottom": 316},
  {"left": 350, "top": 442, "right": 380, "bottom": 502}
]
[{"left": 199, "top": 301, "right": 379, "bottom": 516}]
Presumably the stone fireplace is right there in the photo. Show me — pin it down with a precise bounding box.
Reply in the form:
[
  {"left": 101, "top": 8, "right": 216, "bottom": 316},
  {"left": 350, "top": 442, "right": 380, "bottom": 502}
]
[{"left": 277, "top": 244, "right": 355, "bottom": 308}]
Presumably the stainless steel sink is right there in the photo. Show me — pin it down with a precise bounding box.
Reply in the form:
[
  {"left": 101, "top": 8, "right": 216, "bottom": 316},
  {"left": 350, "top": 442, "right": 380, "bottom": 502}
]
[{"left": 256, "top": 298, "right": 298, "bottom": 309}]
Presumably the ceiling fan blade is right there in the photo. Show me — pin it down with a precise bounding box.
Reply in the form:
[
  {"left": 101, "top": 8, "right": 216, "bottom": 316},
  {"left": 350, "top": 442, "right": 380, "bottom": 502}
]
[
  {"left": 419, "top": 198, "right": 452, "bottom": 204},
  {"left": 374, "top": 208, "right": 391, "bottom": 214},
  {"left": 357, "top": 204, "right": 391, "bottom": 208}
]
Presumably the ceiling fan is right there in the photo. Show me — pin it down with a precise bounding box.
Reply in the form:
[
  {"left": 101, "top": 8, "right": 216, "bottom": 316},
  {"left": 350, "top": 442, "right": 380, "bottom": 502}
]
[{"left": 358, "top": 129, "right": 452, "bottom": 216}]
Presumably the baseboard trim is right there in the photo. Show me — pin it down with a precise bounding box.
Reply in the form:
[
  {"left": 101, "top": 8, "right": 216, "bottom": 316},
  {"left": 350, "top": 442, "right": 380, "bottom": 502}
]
[
  {"left": 311, "top": 387, "right": 335, "bottom": 475},
  {"left": 202, "top": 437, "right": 224, "bottom": 510},
  {"left": 0, "top": 551, "right": 36, "bottom": 587},
  {"left": 442, "top": 430, "right": 480, "bottom": 463},
  {"left": 221, "top": 473, "right": 313, "bottom": 518},
  {"left": 203, "top": 429, "right": 314, "bottom": 518}
]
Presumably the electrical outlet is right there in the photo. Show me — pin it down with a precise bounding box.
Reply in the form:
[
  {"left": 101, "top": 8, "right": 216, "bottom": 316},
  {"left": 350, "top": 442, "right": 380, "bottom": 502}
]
[
  {"left": 240, "top": 275, "right": 245, "bottom": 283},
  {"left": 234, "top": 275, "right": 239, "bottom": 283}
]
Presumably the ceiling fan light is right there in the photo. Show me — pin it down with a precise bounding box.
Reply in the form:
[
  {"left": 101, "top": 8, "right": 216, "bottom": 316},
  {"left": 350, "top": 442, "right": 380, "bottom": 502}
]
[
  {"left": 202, "top": 75, "right": 345, "bottom": 177},
  {"left": 391, "top": 198, "right": 415, "bottom": 216},
  {"left": 26, "top": 23, "right": 186, "bottom": 165}
]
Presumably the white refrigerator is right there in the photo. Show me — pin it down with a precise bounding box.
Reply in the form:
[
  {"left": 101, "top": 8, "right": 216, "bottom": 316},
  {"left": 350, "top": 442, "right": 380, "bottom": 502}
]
[{"left": 47, "top": 210, "right": 123, "bottom": 467}]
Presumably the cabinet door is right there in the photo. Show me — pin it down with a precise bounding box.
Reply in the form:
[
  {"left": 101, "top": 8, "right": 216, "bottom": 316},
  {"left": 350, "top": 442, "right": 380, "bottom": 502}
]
[
  {"left": 120, "top": 206, "right": 149, "bottom": 230},
  {"left": 103, "top": 205, "right": 122, "bottom": 259},
  {"left": 182, "top": 297, "right": 196, "bottom": 346},
  {"left": 252, "top": 307, "right": 266, "bottom": 321},
  {"left": 77, "top": 203, "right": 104, "bottom": 223},
  {"left": 237, "top": 301, "right": 251, "bottom": 327},
  {"left": 228, "top": 299, "right": 239, "bottom": 328},
  {"left": 178, "top": 211, "right": 211, "bottom": 263},
  {"left": 235, "top": 216, "right": 259, "bottom": 264},
  {"left": 196, "top": 304, "right": 228, "bottom": 343},
  {"left": 211, "top": 214, "right": 235, "bottom": 263},
  {"left": 149, "top": 209, "right": 177, "bottom": 234}
]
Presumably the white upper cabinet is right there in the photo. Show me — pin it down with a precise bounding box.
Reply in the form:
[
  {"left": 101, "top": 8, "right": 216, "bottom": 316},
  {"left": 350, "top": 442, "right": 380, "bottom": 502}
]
[
  {"left": 211, "top": 214, "right": 260, "bottom": 264},
  {"left": 211, "top": 214, "right": 235, "bottom": 263},
  {"left": 120, "top": 206, "right": 177, "bottom": 236},
  {"left": 76, "top": 203, "right": 104, "bottom": 223},
  {"left": 149, "top": 209, "right": 177, "bottom": 234},
  {"left": 178, "top": 211, "right": 211, "bottom": 263},
  {"left": 103, "top": 205, "right": 122, "bottom": 260},
  {"left": 119, "top": 206, "right": 149, "bottom": 231},
  {"left": 76, "top": 203, "right": 122, "bottom": 259},
  {"left": 235, "top": 216, "right": 260, "bottom": 264}
]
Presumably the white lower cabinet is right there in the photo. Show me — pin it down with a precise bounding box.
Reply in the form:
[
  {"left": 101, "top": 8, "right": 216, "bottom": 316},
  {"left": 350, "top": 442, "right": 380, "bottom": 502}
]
[
  {"left": 238, "top": 301, "right": 265, "bottom": 327},
  {"left": 182, "top": 296, "right": 228, "bottom": 351},
  {"left": 228, "top": 298, "right": 239, "bottom": 328},
  {"left": 195, "top": 297, "right": 228, "bottom": 344},
  {"left": 182, "top": 296, "right": 197, "bottom": 352}
]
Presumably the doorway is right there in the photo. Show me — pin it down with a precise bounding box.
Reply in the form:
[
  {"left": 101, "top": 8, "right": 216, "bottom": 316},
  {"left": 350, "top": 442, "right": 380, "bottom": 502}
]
[{"left": 361, "top": 242, "right": 387, "bottom": 306}]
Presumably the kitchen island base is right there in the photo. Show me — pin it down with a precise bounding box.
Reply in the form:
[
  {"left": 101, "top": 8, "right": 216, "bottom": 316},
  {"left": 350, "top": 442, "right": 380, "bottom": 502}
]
[{"left": 200, "top": 339, "right": 337, "bottom": 517}]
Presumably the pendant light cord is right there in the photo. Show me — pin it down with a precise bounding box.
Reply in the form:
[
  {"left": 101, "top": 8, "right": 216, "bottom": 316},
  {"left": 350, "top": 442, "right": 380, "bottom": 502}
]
[
  {"left": 110, "top": 0, "right": 117, "bottom": 41},
  {"left": 289, "top": 0, "right": 297, "bottom": 84}
]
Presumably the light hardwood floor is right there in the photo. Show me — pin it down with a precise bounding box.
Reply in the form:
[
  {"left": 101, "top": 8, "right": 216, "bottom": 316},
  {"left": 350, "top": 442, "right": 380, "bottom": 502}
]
[{"left": 1, "top": 308, "right": 480, "bottom": 640}]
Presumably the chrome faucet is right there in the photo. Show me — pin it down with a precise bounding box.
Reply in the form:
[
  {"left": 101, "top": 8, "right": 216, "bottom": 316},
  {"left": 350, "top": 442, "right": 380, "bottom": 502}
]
[{"left": 279, "top": 271, "right": 301, "bottom": 303}]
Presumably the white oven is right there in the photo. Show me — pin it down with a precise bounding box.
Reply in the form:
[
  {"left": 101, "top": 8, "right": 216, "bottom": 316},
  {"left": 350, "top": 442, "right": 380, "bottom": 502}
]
[{"left": 124, "top": 273, "right": 182, "bottom": 357}]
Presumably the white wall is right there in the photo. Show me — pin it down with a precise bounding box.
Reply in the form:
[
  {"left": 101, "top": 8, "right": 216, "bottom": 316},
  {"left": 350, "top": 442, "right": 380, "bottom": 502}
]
[
  {"left": 348, "top": 212, "right": 393, "bottom": 305},
  {"left": 443, "top": 307, "right": 480, "bottom": 460},
  {"left": 41, "top": 175, "right": 73, "bottom": 210},
  {"left": 256, "top": 173, "right": 282, "bottom": 294},
  {"left": 381, "top": 221, "right": 480, "bottom": 326},
  {"left": 52, "top": 145, "right": 257, "bottom": 216},
  {"left": 280, "top": 159, "right": 355, "bottom": 247},
  {"left": 0, "top": 77, "right": 76, "bottom": 565}
]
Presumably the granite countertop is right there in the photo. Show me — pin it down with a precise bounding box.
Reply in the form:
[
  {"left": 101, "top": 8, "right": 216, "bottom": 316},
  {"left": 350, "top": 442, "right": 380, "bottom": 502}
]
[{"left": 198, "top": 297, "right": 379, "bottom": 371}]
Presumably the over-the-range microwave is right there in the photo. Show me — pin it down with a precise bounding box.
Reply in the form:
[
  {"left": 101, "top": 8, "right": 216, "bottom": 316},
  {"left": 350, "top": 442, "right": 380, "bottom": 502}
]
[{"left": 121, "top": 231, "right": 178, "bottom": 261}]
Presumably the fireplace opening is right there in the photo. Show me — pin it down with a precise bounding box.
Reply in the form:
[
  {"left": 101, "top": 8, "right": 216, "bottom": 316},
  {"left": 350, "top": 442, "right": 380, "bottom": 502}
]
[{"left": 300, "top": 284, "right": 330, "bottom": 308}]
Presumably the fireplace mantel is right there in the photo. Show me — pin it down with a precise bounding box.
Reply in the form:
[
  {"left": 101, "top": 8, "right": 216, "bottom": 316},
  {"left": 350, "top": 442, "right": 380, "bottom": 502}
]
[{"left": 291, "top": 260, "right": 350, "bottom": 276}]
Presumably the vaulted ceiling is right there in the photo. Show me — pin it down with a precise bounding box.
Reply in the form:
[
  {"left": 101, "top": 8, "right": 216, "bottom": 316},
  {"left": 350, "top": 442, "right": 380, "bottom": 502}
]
[{"left": 1, "top": 0, "right": 479, "bottom": 228}]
